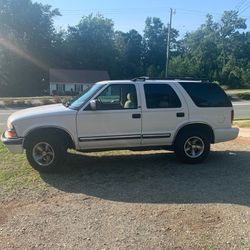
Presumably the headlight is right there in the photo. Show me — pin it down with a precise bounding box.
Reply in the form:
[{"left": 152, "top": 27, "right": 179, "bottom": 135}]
[{"left": 7, "top": 120, "right": 14, "bottom": 131}]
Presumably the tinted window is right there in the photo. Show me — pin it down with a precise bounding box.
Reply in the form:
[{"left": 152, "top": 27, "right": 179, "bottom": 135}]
[
  {"left": 144, "top": 84, "right": 181, "bottom": 109},
  {"left": 95, "top": 84, "right": 137, "bottom": 110},
  {"left": 180, "top": 82, "right": 232, "bottom": 107}
]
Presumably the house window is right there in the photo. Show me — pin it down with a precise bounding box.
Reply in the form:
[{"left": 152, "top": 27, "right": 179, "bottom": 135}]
[
  {"left": 75, "top": 84, "right": 81, "bottom": 93},
  {"left": 56, "top": 84, "right": 65, "bottom": 93}
]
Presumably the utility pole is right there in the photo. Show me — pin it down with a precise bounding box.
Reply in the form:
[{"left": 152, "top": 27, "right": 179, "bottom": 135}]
[{"left": 165, "top": 8, "right": 173, "bottom": 78}]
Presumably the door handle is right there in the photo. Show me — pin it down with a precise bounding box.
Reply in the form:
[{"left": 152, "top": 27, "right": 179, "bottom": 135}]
[
  {"left": 132, "top": 114, "right": 141, "bottom": 119},
  {"left": 176, "top": 112, "right": 185, "bottom": 117}
]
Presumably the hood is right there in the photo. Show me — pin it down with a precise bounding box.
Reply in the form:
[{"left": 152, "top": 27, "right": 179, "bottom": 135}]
[{"left": 8, "top": 104, "right": 76, "bottom": 124}]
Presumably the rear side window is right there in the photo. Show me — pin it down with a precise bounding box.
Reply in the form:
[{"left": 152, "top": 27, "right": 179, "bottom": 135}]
[
  {"left": 180, "top": 82, "right": 232, "bottom": 107},
  {"left": 144, "top": 84, "right": 181, "bottom": 109}
]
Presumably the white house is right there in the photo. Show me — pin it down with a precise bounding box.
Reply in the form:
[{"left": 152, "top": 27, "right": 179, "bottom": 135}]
[{"left": 49, "top": 69, "right": 110, "bottom": 95}]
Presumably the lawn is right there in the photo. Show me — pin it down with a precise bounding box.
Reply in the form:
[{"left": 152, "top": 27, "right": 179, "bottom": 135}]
[
  {"left": 234, "top": 120, "right": 250, "bottom": 128},
  {"left": 0, "top": 142, "right": 48, "bottom": 198},
  {"left": 225, "top": 89, "right": 250, "bottom": 100},
  {"left": 0, "top": 120, "right": 249, "bottom": 199},
  {"left": 225, "top": 89, "right": 250, "bottom": 95},
  {"left": 0, "top": 96, "right": 71, "bottom": 107}
]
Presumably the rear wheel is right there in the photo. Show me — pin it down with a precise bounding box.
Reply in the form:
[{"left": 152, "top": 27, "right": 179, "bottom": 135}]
[
  {"left": 26, "top": 135, "right": 67, "bottom": 172},
  {"left": 175, "top": 132, "right": 210, "bottom": 163}
]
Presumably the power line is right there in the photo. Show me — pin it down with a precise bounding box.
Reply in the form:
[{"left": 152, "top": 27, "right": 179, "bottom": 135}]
[
  {"left": 58, "top": 7, "right": 250, "bottom": 18},
  {"left": 235, "top": 0, "right": 248, "bottom": 10},
  {"left": 239, "top": 3, "right": 250, "bottom": 14}
]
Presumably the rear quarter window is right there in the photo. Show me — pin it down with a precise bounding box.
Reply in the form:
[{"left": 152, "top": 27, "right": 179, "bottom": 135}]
[{"left": 179, "top": 82, "right": 232, "bottom": 107}]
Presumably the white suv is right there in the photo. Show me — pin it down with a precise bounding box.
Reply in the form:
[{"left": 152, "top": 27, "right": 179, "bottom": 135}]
[{"left": 1, "top": 78, "right": 239, "bottom": 172}]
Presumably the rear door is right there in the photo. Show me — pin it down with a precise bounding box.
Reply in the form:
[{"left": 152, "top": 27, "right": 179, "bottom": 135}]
[
  {"left": 178, "top": 82, "right": 233, "bottom": 130},
  {"left": 140, "top": 82, "right": 188, "bottom": 145}
]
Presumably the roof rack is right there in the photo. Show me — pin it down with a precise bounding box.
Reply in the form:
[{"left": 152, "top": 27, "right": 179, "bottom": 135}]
[
  {"left": 131, "top": 76, "right": 149, "bottom": 81},
  {"left": 131, "top": 76, "right": 209, "bottom": 82}
]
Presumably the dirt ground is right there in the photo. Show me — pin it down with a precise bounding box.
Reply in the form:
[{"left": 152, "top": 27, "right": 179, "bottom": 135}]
[{"left": 0, "top": 136, "right": 250, "bottom": 249}]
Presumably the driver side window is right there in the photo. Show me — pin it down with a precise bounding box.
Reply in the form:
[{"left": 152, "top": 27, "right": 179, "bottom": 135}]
[{"left": 95, "top": 84, "right": 138, "bottom": 110}]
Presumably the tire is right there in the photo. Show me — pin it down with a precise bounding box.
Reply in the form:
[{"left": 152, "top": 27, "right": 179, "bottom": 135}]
[
  {"left": 174, "top": 131, "right": 210, "bottom": 164},
  {"left": 26, "top": 134, "right": 67, "bottom": 173}
]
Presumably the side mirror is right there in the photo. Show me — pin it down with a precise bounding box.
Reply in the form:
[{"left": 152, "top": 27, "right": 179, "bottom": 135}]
[{"left": 90, "top": 99, "right": 97, "bottom": 110}]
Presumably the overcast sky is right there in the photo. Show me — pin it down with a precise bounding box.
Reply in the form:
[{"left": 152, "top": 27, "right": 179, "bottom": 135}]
[{"left": 37, "top": 0, "right": 250, "bottom": 35}]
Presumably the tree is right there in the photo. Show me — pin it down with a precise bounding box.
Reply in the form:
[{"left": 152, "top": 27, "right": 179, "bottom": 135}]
[
  {"left": 142, "top": 17, "right": 167, "bottom": 77},
  {"left": 170, "top": 11, "right": 249, "bottom": 87},
  {"left": 1, "top": 5, "right": 250, "bottom": 96},
  {"left": 113, "top": 29, "right": 143, "bottom": 79},
  {"left": 0, "top": 0, "right": 60, "bottom": 96},
  {"left": 65, "top": 14, "right": 115, "bottom": 71},
  {"left": 173, "top": 14, "right": 220, "bottom": 79},
  {"left": 218, "top": 11, "right": 247, "bottom": 86}
]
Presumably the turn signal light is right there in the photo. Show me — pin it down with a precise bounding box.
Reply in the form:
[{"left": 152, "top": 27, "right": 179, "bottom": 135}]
[{"left": 5, "top": 130, "right": 17, "bottom": 138}]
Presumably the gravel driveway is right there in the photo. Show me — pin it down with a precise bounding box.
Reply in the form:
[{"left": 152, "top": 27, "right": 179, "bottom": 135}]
[{"left": 0, "top": 137, "right": 250, "bottom": 249}]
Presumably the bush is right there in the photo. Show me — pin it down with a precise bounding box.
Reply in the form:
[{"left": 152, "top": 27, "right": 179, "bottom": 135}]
[
  {"left": 14, "top": 100, "right": 27, "bottom": 107},
  {"left": 238, "top": 93, "right": 250, "bottom": 100},
  {"left": 53, "top": 96, "right": 62, "bottom": 103},
  {"left": 41, "top": 99, "right": 54, "bottom": 105},
  {"left": 25, "top": 100, "right": 33, "bottom": 106},
  {"left": 3, "top": 99, "right": 14, "bottom": 106},
  {"left": 52, "top": 90, "right": 57, "bottom": 96},
  {"left": 3, "top": 99, "right": 28, "bottom": 107}
]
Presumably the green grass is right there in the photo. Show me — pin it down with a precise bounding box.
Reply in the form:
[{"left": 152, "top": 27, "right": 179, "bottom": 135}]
[
  {"left": 0, "top": 142, "right": 48, "bottom": 198},
  {"left": 225, "top": 89, "right": 250, "bottom": 94},
  {"left": 237, "top": 93, "right": 250, "bottom": 100},
  {"left": 206, "top": 245, "right": 216, "bottom": 250},
  {"left": 225, "top": 89, "right": 250, "bottom": 101},
  {"left": 0, "top": 96, "right": 72, "bottom": 107},
  {"left": 234, "top": 120, "right": 250, "bottom": 128},
  {"left": 0, "top": 118, "right": 249, "bottom": 199},
  {"left": 0, "top": 96, "right": 71, "bottom": 101}
]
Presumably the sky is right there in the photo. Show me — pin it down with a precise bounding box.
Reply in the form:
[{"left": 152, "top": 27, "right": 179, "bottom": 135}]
[{"left": 37, "top": 0, "right": 250, "bottom": 36}]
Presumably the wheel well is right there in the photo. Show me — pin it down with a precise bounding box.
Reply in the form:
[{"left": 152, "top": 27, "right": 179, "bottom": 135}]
[
  {"left": 23, "top": 127, "right": 75, "bottom": 149},
  {"left": 174, "top": 123, "right": 215, "bottom": 144}
]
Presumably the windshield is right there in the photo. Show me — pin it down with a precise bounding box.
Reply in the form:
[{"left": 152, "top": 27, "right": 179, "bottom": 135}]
[{"left": 67, "top": 84, "right": 105, "bottom": 110}]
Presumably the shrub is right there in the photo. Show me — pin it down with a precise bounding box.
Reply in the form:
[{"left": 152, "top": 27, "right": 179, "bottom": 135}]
[
  {"left": 14, "top": 100, "right": 27, "bottom": 107},
  {"left": 3, "top": 99, "right": 14, "bottom": 106},
  {"left": 53, "top": 96, "right": 62, "bottom": 103},
  {"left": 238, "top": 93, "right": 250, "bottom": 100},
  {"left": 24, "top": 100, "right": 33, "bottom": 106},
  {"left": 41, "top": 98, "right": 54, "bottom": 105}
]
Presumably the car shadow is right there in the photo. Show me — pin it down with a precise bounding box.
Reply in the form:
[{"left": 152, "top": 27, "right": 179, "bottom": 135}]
[{"left": 40, "top": 150, "right": 250, "bottom": 206}]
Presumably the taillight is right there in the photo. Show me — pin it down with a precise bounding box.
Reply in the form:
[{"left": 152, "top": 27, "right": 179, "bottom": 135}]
[{"left": 231, "top": 110, "right": 234, "bottom": 124}]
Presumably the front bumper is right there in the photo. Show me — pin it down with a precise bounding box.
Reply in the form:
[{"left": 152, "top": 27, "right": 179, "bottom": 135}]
[{"left": 1, "top": 132, "right": 24, "bottom": 154}]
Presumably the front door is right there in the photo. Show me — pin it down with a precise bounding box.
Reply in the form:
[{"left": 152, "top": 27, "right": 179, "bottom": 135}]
[{"left": 77, "top": 83, "right": 142, "bottom": 149}]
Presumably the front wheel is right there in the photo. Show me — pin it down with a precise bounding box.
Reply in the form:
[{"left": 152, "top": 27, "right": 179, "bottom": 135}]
[
  {"left": 174, "top": 132, "right": 210, "bottom": 163},
  {"left": 26, "top": 135, "right": 67, "bottom": 172}
]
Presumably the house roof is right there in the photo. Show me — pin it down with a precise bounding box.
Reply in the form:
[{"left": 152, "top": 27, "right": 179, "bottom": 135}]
[{"left": 49, "top": 69, "right": 110, "bottom": 83}]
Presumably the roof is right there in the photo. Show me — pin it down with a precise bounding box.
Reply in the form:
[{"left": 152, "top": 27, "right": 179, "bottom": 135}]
[{"left": 49, "top": 69, "right": 110, "bottom": 83}]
